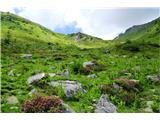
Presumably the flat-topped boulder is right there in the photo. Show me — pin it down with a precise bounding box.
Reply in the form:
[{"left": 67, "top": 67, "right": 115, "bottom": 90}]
[
  {"left": 20, "top": 54, "right": 32, "bottom": 59},
  {"left": 27, "top": 73, "right": 46, "bottom": 85}
]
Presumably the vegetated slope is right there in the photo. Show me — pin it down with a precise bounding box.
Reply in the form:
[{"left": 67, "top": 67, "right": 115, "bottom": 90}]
[
  {"left": 1, "top": 12, "right": 160, "bottom": 113},
  {"left": 1, "top": 12, "right": 108, "bottom": 49},
  {"left": 114, "top": 17, "right": 160, "bottom": 44},
  {"left": 112, "top": 17, "right": 160, "bottom": 58},
  {"left": 65, "top": 32, "right": 109, "bottom": 48}
]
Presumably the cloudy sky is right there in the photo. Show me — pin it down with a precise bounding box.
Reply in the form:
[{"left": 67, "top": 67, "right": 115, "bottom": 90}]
[{"left": 0, "top": 7, "right": 159, "bottom": 39}]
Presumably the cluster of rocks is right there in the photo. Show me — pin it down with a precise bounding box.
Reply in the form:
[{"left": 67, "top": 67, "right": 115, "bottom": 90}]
[
  {"left": 27, "top": 70, "right": 70, "bottom": 85},
  {"left": 26, "top": 72, "right": 86, "bottom": 112}
]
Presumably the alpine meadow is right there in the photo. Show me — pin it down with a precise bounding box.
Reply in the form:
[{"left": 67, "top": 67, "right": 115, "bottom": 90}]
[{"left": 1, "top": 11, "right": 160, "bottom": 113}]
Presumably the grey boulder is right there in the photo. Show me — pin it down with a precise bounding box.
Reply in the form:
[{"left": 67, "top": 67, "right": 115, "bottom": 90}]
[
  {"left": 20, "top": 54, "right": 32, "bottom": 59},
  {"left": 62, "top": 103, "right": 75, "bottom": 113},
  {"left": 95, "top": 94, "right": 117, "bottom": 113},
  {"left": 28, "top": 88, "right": 37, "bottom": 96},
  {"left": 27, "top": 73, "right": 46, "bottom": 85},
  {"left": 147, "top": 74, "right": 160, "bottom": 83},
  {"left": 49, "top": 80, "right": 85, "bottom": 98},
  {"left": 83, "top": 61, "right": 95, "bottom": 68},
  {"left": 7, "top": 96, "right": 19, "bottom": 105},
  {"left": 87, "top": 74, "right": 97, "bottom": 78}
]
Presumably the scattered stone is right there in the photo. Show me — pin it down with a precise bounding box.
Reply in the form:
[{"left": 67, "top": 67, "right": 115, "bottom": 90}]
[
  {"left": 95, "top": 94, "right": 117, "bottom": 113},
  {"left": 124, "top": 73, "right": 132, "bottom": 77},
  {"left": 16, "top": 74, "right": 21, "bottom": 77},
  {"left": 132, "top": 66, "right": 141, "bottom": 71},
  {"left": 49, "top": 80, "right": 85, "bottom": 98},
  {"left": 122, "top": 55, "right": 127, "bottom": 58},
  {"left": 100, "top": 83, "right": 123, "bottom": 94},
  {"left": 114, "top": 55, "right": 119, "bottom": 57},
  {"left": 61, "top": 69, "right": 70, "bottom": 77},
  {"left": 112, "top": 83, "right": 123, "bottom": 91},
  {"left": 7, "top": 96, "right": 19, "bottom": 105},
  {"left": 92, "top": 99, "right": 97, "bottom": 103},
  {"left": 134, "top": 56, "right": 138, "bottom": 59},
  {"left": 52, "top": 49, "right": 57, "bottom": 52},
  {"left": 48, "top": 73, "right": 56, "bottom": 77},
  {"left": 49, "top": 66, "right": 56, "bottom": 70},
  {"left": 119, "top": 70, "right": 132, "bottom": 77},
  {"left": 27, "top": 73, "right": 46, "bottom": 85},
  {"left": 8, "top": 70, "right": 14, "bottom": 76},
  {"left": 147, "top": 74, "right": 160, "bottom": 83},
  {"left": 102, "top": 49, "right": 110, "bottom": 54},
  {"left": 68, "top": 62, "right": 74, "bottom": 64},
  {"left": 20, "top": 54, "right": 32, "bottom": 59},
  {"left": 56, "top": 69, "right": 70, "bottom": 77},
  {"left": 75, "top": 35, "right": 80, "bottom": 41},
  {"left": 144, "top": 101, "right": 154, "bottom": 113},
  {"left": 87, "top": 74, "right": 97, "bottom": 78},
  {"left": 29, "top": 88, "right": 37, "bottom": 96},
  {"left": 80, "top": 48, "right": 86, "bottom": 51},
  {"left": 62, "top": 103, "right": 75, "bottom": 113},
  {"left": 10, "top": 106, "right": 19, "bottom": 110},
  {"left": 83, "top": 61, "right": 95, "bottom": 68}
]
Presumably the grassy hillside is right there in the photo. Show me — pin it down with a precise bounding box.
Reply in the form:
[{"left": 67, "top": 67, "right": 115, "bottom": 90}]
[
  {"left": 1, "top": 12, "right": 108, "bottom": 49},
  {"left": 65, "top": 32, "right": 109, "bottom": 48},
  {"left": 114, "top": 17, "right": 160, "bottom": 44},
  {"left": 111, "top": 17, "right": 160, "bottom": 58},
  {"left": 1, "top": 12, "right": 160, "bottom": 113}
]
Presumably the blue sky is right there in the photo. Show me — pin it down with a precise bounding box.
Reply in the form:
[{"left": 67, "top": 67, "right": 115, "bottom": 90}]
[{"left": 0, "top": 7, "right": 159, "bottom": 39}]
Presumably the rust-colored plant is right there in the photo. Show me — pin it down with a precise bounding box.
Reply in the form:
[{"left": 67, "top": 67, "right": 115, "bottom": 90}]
[{"left": 22, "top": 95, "right": 65, "bottom": 113}]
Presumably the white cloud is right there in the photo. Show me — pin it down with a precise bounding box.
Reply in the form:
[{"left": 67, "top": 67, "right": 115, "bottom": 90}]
[{"left": 0, "top": 7, "right": 159, "bottom": 39}]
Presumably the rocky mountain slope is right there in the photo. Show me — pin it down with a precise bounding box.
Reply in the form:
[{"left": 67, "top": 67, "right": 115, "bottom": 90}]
[{"left": 1, "top": 12, "right": 160, "bottom": 113}]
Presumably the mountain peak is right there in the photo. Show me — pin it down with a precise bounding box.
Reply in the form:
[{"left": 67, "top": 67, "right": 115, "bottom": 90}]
[{"left": 67, "top": 32, "right": 103, "bottom": 41}]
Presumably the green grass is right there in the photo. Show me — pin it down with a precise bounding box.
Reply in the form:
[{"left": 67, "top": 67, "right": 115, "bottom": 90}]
[{"left": 1, "top": 12, "right": 160, "bottom": 113}]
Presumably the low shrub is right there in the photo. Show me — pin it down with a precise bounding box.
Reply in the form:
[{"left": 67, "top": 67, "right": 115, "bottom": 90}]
[
  {"left": 22, "top": 95, "right": 65, "bottom": 113},
  {"left": 99, "top": 84, "right": 117, "bottom": 94},
  {"left": 80, "top": 66, "right": 93, "bottom": 75},
  {"left": 117, "top": 91, "right": 136, "bottom": 106}
]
